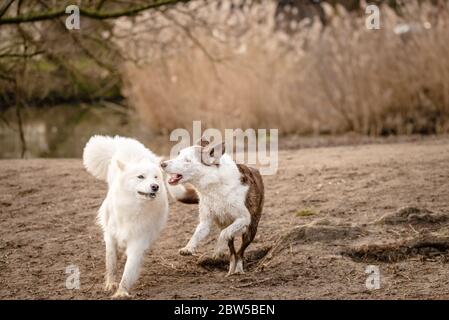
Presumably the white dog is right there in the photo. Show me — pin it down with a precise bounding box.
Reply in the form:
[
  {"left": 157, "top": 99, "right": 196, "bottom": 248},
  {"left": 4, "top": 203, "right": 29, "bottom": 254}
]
[
  {"left": 83, "top": 135, "right": 174, "bottom": 298},
  {"left": 161, "top": 137, "right": 264, "bottom": 275}
]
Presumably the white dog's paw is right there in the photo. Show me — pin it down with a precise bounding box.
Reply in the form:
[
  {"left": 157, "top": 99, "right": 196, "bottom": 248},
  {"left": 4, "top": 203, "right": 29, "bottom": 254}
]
[
  {"left": 112, "top": 287, "right": 131, "bottom": 299},
  {"left": 179, "top": 247, "right": 194, "bottom": 256},
  {"left": 104, "top": 281, "right": 118, "bottom": 292}
]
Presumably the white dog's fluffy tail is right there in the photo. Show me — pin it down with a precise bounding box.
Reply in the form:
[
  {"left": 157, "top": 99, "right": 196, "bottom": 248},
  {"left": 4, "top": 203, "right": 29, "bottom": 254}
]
[{"left": 83, "top": 135, "right": 117, "bottom": 181}]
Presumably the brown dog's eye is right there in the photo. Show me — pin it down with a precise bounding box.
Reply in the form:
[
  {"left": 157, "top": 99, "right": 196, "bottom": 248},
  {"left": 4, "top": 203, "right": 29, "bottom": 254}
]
[{"left": 137, "top": 175, "right": 145, "bottom": 179}]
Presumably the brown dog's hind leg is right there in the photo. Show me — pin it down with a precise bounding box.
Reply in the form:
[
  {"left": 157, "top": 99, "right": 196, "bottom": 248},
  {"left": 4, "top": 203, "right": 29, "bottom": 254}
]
[
  {"left": 227, "top": 239, "right": 237, "bottom": 276},
  {"left": 234, "top": 230, "right": 255, "bottom": 274}
]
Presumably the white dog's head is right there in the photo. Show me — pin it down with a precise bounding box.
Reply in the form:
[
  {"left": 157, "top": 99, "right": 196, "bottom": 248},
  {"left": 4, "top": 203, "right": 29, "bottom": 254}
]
[
  {"left": 160, "top": 138, "right": 226, "bottom": 185},
  {"left": 116, "top": 159, "right": 163, "bottom": 200}
]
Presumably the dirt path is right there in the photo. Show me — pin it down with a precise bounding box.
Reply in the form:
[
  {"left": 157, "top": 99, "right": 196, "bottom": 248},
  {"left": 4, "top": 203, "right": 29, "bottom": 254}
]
[{"left": 1, "top": 138, "right": 449, "bottom": 299}]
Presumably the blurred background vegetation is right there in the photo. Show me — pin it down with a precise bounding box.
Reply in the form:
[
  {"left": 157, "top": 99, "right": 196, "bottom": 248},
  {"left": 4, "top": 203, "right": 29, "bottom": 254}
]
[{"left": 0, "top": 0, "right": 448, "bottom": 158}]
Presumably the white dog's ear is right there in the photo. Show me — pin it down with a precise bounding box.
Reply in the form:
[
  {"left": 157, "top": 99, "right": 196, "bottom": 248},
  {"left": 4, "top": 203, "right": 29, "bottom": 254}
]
[
  {"left": 195, "top": 136, "right": 210, "bottom": 148},
  {"left": 201, "top": 142, "right": 225, "bottom": 166},
  {"left": 116, "top": 159, "right": 126, "bottom": 171}
]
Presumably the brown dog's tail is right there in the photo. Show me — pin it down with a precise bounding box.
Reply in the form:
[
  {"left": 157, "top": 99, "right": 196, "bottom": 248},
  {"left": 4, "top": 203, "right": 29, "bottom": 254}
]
[{"left": 166, "top": 181, "right": 199, "bottom": 204}]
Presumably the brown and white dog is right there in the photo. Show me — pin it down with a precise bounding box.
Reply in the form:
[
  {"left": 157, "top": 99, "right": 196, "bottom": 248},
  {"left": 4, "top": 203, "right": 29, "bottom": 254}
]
[{"left": 161, "top": 137, "right": 264, "bottom": 275}]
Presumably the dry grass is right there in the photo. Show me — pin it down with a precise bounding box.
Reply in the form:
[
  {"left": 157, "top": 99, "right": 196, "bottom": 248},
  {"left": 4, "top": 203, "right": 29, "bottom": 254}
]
[
  {"left": 295, "top": 208, "right": 316, "bottom": 217},
  {"left": 116, "top": 0, "right": 449, "bottom": 135}
]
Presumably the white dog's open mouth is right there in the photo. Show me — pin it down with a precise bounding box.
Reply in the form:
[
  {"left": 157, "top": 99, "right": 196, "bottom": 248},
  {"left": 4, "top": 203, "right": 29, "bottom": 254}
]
[
  {"left": 138, "top": 191, "right": 157, "bottom": 199},
  {"left": 168, "top": 174, "right": 183, "bottom": 185}
]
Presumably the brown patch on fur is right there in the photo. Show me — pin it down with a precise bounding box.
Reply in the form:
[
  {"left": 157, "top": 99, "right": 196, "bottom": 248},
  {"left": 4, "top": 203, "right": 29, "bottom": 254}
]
[
  {"left": 177, "top": 184, "right": 199, "bottom": 204},
  {"left": 192, "top": 146, "right": 213, "bottom": 167},
  {"left": 234, "top": 164, "right": 265, "bottom": 260},
  {"left": 195, "top": 138, "right": 210, "bottom": 148},
  {"left": 200, "top": 142, "right": 225, "bottom": 166}
]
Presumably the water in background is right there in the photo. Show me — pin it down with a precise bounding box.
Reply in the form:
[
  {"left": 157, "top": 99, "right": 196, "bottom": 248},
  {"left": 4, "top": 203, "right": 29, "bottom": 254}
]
[
  {"left": 0, "top": 104, "right": 168, "bottom": 158},
  {"left": 1, "top": 104, "right": 431, "bottom": 159}
]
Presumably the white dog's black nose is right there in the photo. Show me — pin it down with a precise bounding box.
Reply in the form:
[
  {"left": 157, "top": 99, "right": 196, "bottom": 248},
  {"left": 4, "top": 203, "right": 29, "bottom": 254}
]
[{"left": 151, "top": 184, "right": 159, "bottom": 192}]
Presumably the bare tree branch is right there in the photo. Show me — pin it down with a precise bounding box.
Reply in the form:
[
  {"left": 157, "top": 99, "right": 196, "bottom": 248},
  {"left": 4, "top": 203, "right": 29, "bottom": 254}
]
[
  {"left": 0, "top": 51, "right": 45, "bottom": 59},
  {"left": 0, "top": 0, "right": 190, "bottom": 25},
  {"left": 0, "top": 0, "right": 15, "bottom": 19},
  {"left": 162, "top": 10, "right": 221, "bottom": 63}
]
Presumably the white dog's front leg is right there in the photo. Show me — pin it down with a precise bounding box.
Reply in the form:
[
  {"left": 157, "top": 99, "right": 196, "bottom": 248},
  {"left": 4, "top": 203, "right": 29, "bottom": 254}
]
[
  {"left": 113, "top": 243, "right": 145, "bottom": 298},
  {"left": 104, "top": 234, "right": 118, "bottom": 292},
  {"left": 180, "top": 220, "right": 211, "bottom": 256}
]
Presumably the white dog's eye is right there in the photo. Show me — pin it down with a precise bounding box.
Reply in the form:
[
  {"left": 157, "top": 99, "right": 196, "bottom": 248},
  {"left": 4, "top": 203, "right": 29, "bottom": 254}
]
[
  {"left": 185, "top": 158, "right": 191, "bottom": 163},
  {"left": 154, "top": 175, "right": 158, "bottom": 179},
  {"left": 137, "top": 175, "right": 145, "bottom": 179}
]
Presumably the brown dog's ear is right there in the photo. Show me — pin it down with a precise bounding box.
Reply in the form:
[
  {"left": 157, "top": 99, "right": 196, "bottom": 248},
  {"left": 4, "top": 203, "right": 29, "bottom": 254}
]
[
  {"left": 195, "top": 136, "right": 210, "bottom": 148},
  {"left": 201, "top": 142, "right": 226, "bottom": 166}
]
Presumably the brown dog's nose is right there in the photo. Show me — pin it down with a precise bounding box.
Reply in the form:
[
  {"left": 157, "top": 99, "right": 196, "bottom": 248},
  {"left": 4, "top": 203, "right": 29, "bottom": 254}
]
[{"left": 160, "top": 161, "right": 167, "bottom": 169}]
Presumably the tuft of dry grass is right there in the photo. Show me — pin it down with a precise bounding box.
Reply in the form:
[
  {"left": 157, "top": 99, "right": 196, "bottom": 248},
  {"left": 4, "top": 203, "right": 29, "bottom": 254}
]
[
  {"left": 115, "top": 0, "right": 449, "bottom": 136},
  {"left": 295, "top": 208, "right": 316, "bottom": 217}
]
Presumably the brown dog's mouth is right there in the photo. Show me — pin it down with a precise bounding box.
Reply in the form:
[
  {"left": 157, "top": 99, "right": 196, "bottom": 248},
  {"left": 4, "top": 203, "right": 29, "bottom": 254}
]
[{"left": 168, "top": 174, "right": 183, "bottom": 185}]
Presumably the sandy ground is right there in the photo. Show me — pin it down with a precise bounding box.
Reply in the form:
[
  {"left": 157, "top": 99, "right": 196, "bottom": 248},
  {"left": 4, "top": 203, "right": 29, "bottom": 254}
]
[{"left": 1, "top": 137, "right": 449, "bottom": 299}]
